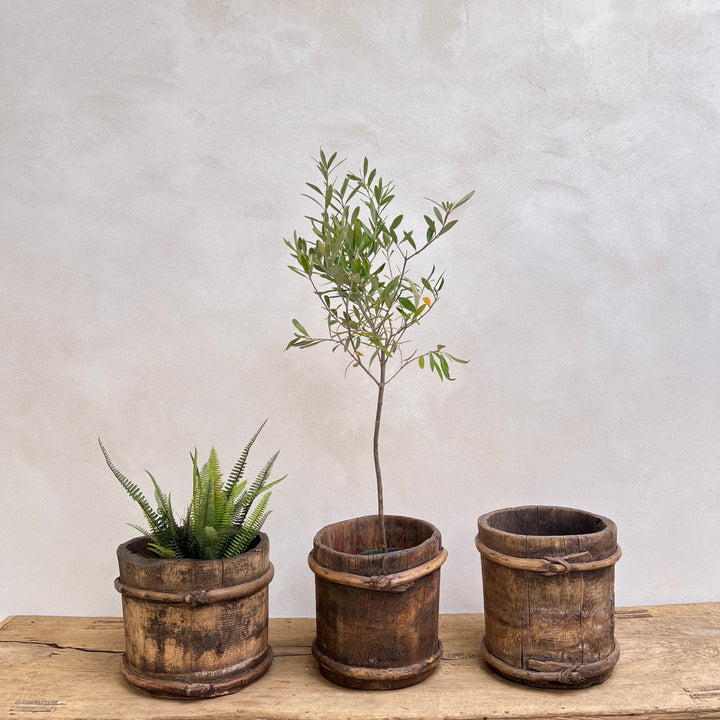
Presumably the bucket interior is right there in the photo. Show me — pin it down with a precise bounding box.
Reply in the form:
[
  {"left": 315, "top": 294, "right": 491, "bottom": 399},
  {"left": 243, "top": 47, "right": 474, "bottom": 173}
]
[
  {"left": 484, "top": 506, "right": 608, "bottom": 537},
  {"left": 316, "top": 515, "right": 436, "bottom": 556}
]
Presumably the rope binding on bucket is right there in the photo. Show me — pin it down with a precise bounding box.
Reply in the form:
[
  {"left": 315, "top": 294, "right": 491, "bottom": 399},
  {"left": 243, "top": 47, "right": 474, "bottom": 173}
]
[{"left": 475, "top": 535, "right": 621, "bottom": 575}]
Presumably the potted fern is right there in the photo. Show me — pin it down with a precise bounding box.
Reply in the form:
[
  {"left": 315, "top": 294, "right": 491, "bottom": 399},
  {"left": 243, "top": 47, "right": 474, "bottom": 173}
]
[
  {"left": 286, "top": 150, "right": 472, "bottom": 689},
  {"left": 99, "top": 422, "right": 285, "bottom": 699}
]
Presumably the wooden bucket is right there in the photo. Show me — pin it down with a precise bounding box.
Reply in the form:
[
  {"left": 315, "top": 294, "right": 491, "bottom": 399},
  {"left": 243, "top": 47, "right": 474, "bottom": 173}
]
[
  {"left": 476, "top": 506, "right": 621, "bottom": 689},
  {"left": 309, "top": 515, "right": 447, "bottom": 690},
  {"left": 115, "top": 533, "right": 274, "bottom": 698}
]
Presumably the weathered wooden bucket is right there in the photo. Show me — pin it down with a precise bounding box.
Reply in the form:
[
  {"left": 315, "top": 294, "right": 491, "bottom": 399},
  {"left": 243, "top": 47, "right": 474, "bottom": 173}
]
[
  {"left": 115, "top": 533, "right": 274, "bottom": 698},
  {"left": 476, "top": 506, "right": 621, "bottom": 689},
  {"left": 309, "top": 515, "right": 447, "bottom": 690}
]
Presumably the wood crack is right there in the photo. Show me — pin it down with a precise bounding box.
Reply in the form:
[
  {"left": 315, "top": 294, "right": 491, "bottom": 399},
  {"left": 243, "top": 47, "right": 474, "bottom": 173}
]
[{"left": 0, "top": 639, "right": 123, "bottom": 654}]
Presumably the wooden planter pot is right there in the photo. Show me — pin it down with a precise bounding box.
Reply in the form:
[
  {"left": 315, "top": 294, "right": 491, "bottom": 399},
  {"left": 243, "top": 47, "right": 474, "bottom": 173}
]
[
  {"left": 115, "top": 533, "right": 274, "bottom": 698},
  {"left": 308, "top": 515, "right": 447, "bottom": 690},
  {"left": 476, "top": 506, "right": 621, "bottom": 689}
]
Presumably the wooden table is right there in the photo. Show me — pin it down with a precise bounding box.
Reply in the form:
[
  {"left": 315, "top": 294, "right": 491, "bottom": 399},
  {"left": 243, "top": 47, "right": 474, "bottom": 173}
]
[{"left": 2, "top": 604, "right": 719, "bottom": 719}]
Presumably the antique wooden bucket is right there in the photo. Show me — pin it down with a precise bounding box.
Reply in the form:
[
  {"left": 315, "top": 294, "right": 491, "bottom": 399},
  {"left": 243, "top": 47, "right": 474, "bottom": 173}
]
[
  {"left": 476, "top": 506, "right": 621, "bottom": 689},
  {"left": 115, "top": 533, "right": 274, "bottom": 698},
  {"left": 309, "top": 515, "right": 447, "bottom": 690}
]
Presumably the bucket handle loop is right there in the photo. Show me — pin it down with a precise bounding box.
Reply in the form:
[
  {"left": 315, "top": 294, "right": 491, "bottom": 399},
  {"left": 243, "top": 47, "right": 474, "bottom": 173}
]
[
  {"left": 308, "top": 547, "right": 447, "bottom": 593},
  {"left": 540, "top": 552, "right": 590, "bottom": 575},
  {"left": 481, "top": 639, "right": 620, "bottom": 687},
  {"left": 476, "top": 535, "right": 621, "bottom": 574},
  {"left": 527, "top": 658, "right": 583, "bottom": 682},
  {"left": 526, "top": 644, "right": 620, "bottom": 683}
]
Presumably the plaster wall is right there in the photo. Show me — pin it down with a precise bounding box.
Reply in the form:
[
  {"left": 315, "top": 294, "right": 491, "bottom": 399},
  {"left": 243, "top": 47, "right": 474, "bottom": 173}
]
[{"left": 2, "top": 1, "right": 719, "bottom": 619}]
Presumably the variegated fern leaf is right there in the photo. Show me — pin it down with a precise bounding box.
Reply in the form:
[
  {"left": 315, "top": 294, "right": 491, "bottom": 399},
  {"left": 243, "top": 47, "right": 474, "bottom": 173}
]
[{"left": 99, "top": 422, "right": 284, "bottom": 559}]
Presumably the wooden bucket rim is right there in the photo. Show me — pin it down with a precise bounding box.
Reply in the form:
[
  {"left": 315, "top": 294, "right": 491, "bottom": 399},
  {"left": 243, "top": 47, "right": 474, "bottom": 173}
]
[
  {"left": 312, "top": 515, "right": 441, "bottom": 563},
  {"left": 116, "top": 531, "right": 269, "bottom": 568},
  {"left": 477, "top": 505, "right": 616, "bottom": 541}
]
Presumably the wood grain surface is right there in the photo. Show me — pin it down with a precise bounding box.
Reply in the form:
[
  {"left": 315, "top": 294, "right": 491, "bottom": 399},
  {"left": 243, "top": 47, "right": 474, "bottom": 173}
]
[{"left": 1, "top": 604, "right": 719, "bottom": 719}]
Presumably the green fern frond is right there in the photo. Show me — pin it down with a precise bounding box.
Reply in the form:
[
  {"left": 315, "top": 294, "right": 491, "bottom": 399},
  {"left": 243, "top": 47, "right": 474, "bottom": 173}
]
[
  {"left": 241, "top": 450, "right": 278, "bottom": 502},
  {"left": 128, "top": 521, "right": 182, "bottom": 559},
  {"left": 100, "top": 426, "right": 284, "bottom": 560},
  {"left": 146, "top": 471, "right": 182, "bottom": 542},
  {"left": 206, "top": 447, "right": 229, "bottom": 528},
  {"left": 228, "top": 480, "right": 248, "bottom": 507},
  {"left": 219, "top": 486, "right": 237, "bottom": 530},
  {"left": 188, "top": 449, "right": 200, "bottom": 536},
  {"left": 224, "top": 420, "right": 267, "bottom": 495},
  {"left": 199, "top": 525, "right": 221, "bottom": 558},
  {"left": 99, "top": 439, "right": 163, "bottom": 533},
  {"left": 199, "top": 454, "right": 215, "bottom": 528},
  {"left": 233, "top": 451, "right": 280, "bottom": 528},
  {"left": 149, "top": 543, "right": 181, "bottom": 559},
  {"left": 237, "top": 499, "right": 272, "bottom": 553},
  {"left": 190, "top": 451, "right": 216, "bottom": 542},
  {"left": 224, "top": 491, "right": 273, "bottom": 557},
  {"left": 127, "top": 523, "right": 157, "bottom": 542}
]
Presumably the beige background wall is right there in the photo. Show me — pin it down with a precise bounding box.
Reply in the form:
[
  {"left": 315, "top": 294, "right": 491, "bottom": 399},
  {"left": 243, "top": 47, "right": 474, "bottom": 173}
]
[{"left": 2, "top": 1, "right": 719, "bottom": 619}]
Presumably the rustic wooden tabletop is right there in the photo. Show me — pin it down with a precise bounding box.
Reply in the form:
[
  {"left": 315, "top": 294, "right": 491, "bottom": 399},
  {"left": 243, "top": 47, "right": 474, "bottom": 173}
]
[{"left": 2, "top": 603, "right": 719, "bottom": 720}]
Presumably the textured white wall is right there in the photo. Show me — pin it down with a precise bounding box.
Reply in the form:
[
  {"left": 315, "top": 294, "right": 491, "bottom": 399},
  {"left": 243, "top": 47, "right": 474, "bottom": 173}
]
[{"left": 2, "top": 1, "right": 719, "bottom": 620}]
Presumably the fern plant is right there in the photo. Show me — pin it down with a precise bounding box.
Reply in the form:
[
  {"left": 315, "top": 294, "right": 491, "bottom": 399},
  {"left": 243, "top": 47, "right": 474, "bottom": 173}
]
[
  {"left": 286, "top": 150, "right": 472, "bottom": 552},
  {"left": 99, "top": 422, "right": 285, "bottom": 559}
]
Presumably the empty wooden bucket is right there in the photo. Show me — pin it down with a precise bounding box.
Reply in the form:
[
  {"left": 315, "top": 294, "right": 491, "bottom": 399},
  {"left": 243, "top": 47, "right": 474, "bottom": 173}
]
[
  {"left": 476, "top": 506, "right": 621, "bottom": 689},
  {"left": 309, "top": 515, "right": 447, "bottom": 690},
  {"left": 115, "top": 533, "right": 274, "bottom": 698}
]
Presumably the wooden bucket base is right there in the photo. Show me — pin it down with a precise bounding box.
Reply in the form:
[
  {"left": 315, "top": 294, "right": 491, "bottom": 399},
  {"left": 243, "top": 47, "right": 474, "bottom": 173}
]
[
  {"left": 311, "top": 639, "right": 443, "bottom": 691},
  {"left": 119, "top": 647, "right": 274, "bottom": 699},
  {"left": 481, "top": 640, "right": 619, "bottom": 689}
]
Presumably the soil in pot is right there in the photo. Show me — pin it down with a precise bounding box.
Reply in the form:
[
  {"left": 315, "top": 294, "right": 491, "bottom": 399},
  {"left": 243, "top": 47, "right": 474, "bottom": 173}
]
[
  {"left": 115, "top": 532, "right": 274, "bottom": 698},
  {"left": 309, "top": 514, "right": 447, "bottom": 690},
  {"left": 476, "top": 505, "right": 621, "bottom": 689}
]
